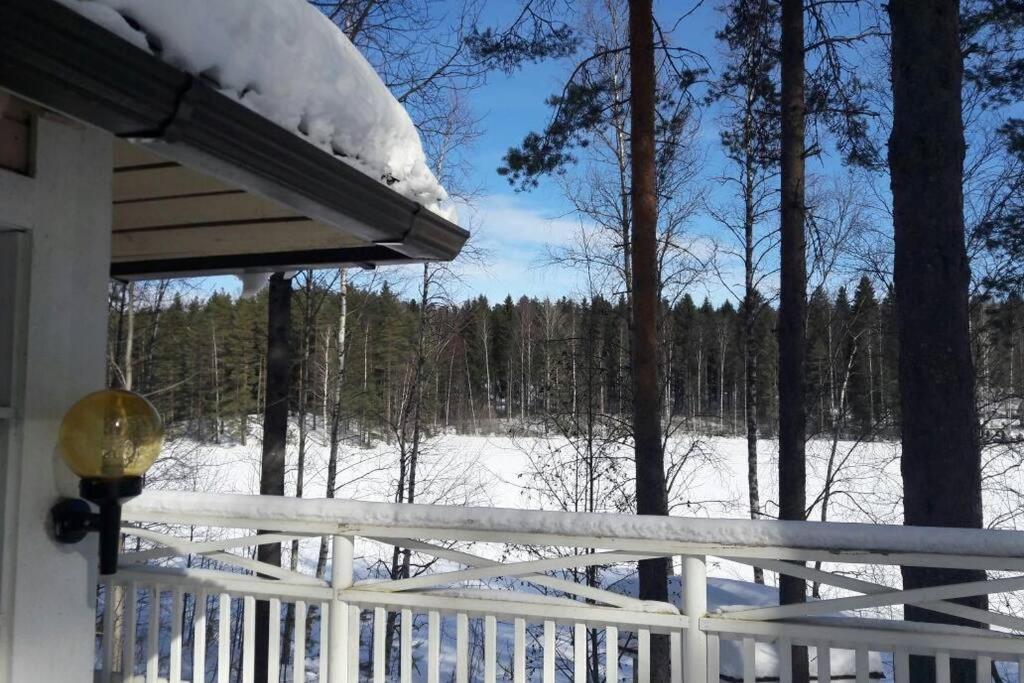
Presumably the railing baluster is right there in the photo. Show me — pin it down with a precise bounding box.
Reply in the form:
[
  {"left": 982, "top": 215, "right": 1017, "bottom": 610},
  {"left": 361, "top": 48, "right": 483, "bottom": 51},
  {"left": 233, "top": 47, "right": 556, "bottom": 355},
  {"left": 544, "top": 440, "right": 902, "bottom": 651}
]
[
  {"left": 977, "top": 656, "right": 993, "bottom": 683},
  {"left": 346, "top": 605, "right": 360, "bottom": 683},
  {"left": 684, "top": 556, "right": 708, "bottom": 683},
  {"left": 217, "top": 594, "right": 231, "bottom": 683},
  {"left": 401, "top": 608, "right": 413, "bottom": 683},
  {"left": 816, "top": 642, "right": 830, "bottom": 683},
  {"left": 778, "top": 637, "right": 793, "bottom": 683},
  {"left": 124, "top": 582, "right": 138, "bottom": 683},
  {"left": 936, "top": 653, "right": 952, "bottom": 683},
  {"left": 193, "top": 591, "right": 207, "bottom": 683},
  {"left": 318, "top": 602, "right": 330, "bottom": 683},
  {"left": 428, "top": 610, "right": 441, "bottom": 683},
  {"left": 268, "top": 597, "right": 281, "bottom": 683},
  {"left": 486, "top": 615, "right": 498, "bottom": 683},
  {"left": 457, "top": 612, "right": 470, "bottom": 683},
  {"left": 102, "top": 582, "right": 115, "bottom": 683},
  {"left": 514, "top": 617, "right": 527, "bottom": 683},
  {"left": 146, "top": 584, "right": 160, "bottom": 683},
  {"left": 707, "top": 634, "right": 720, "bottom": 683},
  {"left": 543, "top": 620, "right": 556, "bottom": 683},
  {"left": 574, "top": 622, "right": 586, "bottom": 683},
  {"left": 637, "top": 628, "right": 651, "bottom": 683},
  {"left": 293, "top": 600, "right": 306, "bottom": 683},
  {"left": 742, "top": 637, "right": 756, "bottom": 683},
  {"left": 670, "top": 630, "right": 682, "bottom": 683},
  {"left": 330, "top": 535, "right": 354, "bottom": 683},
  {"left": 243, "top": 595, "right": 256, "bottom": 683},
  {"left": 893, "top": 649, "right": 909, "bottom": 683},
  {"left": 606, "top": 625, "right": 619, "bottom": 682},
  {"left": 855, "top": 647, "right": 869, "bottom": 683},
  {"left": 373, "top": 606, "right": 386, "bottom": 683},
  {"left": 169, "top": 588, "right": 184, "bottom": 683}
]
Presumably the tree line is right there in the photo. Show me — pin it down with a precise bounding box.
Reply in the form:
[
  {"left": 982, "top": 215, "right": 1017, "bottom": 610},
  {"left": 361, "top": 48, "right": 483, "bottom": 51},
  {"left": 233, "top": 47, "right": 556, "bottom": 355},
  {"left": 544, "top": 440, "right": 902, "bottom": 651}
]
[{"left": 108, "top": 276, "right": 1024, "bottom": 448}]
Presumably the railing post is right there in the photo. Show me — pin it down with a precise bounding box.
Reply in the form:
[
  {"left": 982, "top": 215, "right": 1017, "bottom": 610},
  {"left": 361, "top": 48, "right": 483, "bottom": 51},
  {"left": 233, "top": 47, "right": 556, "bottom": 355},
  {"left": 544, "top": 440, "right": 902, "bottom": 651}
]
[
  {"left": 684, "top": 555, "right": 708, "bottom": 683},
  {"left": 329, "top": 535, "right": 354, "bottom": 683}
]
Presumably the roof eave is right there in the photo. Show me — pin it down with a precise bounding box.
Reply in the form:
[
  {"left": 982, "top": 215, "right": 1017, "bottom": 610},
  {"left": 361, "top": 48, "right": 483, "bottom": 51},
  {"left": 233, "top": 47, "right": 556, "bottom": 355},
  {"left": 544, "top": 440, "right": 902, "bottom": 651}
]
[{"left": 0, "top": 0, "right": 468, "bottom": 275}]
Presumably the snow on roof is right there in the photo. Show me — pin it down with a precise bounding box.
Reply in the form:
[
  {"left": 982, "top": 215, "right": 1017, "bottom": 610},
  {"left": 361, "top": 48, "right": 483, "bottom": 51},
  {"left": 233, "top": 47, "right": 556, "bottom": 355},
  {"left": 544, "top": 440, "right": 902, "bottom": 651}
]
[{"left": 56, "top": 0, "right": 455, "bottom": 221}]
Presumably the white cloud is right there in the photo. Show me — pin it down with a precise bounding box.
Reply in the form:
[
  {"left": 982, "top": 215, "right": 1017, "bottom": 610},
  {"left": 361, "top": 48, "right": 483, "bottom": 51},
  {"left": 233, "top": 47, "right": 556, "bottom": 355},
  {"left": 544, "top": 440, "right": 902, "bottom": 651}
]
[
  {"left": 463, "top": 194, "right": 588, "bottom": 250},
  {"left": 443, "top": 193, "right": 592, "bottom": 301}
]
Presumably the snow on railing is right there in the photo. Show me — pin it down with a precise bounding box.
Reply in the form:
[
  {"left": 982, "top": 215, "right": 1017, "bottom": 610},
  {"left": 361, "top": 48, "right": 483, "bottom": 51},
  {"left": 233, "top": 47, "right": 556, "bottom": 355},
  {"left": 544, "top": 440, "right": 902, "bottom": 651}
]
[{"left": 95, "top": 491, "right": 1024, "bottom": 683}]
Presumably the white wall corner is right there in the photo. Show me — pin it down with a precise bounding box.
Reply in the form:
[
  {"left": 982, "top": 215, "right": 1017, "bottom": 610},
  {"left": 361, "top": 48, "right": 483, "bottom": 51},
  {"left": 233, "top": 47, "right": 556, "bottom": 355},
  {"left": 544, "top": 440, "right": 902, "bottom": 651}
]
[{"left": 0, "top": 107, "right": 113, "bottom": 683}]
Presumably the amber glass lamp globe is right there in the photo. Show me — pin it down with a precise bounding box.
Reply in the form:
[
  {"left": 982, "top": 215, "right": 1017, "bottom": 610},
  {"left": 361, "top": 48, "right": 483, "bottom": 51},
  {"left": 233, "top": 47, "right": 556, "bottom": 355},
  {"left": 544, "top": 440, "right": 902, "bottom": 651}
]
[{"left": 57, "top": 389, "right": 163, "bottom": 480}]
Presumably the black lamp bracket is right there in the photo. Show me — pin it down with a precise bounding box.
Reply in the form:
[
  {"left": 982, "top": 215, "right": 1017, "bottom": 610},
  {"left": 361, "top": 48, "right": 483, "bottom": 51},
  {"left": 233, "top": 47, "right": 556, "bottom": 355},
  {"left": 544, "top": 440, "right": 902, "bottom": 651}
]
[
  {"left": 50, "top": 476, "right": 143, "bottom": 575},
  {"left": 51, "top": 498, "right": 98, "bottom": 544}
]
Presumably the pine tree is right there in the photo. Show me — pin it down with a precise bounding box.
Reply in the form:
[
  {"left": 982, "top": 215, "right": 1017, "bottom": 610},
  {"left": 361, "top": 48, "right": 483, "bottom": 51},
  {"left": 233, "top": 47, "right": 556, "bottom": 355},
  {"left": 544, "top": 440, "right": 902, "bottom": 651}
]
[
  {"left": 889, "top": 2, "right": 986, "bottom": 681},
  {"left": 848, "top": 277, "right": 879, "bottom": 435}
]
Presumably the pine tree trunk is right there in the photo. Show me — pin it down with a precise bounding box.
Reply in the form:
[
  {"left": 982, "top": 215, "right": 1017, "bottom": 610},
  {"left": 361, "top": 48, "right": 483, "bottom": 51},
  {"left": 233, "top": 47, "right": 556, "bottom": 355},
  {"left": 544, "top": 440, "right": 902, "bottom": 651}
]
[
  {"left": 888, "top": 2, "right": 985, "bottom": 681},
  {"left": 628, "top": 1, "right": 670, "bottom": 678},
  {"left": 255, "top": 272, "right": 291, "bottom": 683},
  {"left": 778, "top": 0, "right": 808, "bottom": 679}
]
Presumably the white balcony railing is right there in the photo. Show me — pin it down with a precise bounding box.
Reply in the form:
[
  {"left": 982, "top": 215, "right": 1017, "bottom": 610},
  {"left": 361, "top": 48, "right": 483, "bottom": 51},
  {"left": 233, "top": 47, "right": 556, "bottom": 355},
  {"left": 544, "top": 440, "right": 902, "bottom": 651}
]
[{"left": 95, "top": 491, "right": 1024, "bottom": 682}]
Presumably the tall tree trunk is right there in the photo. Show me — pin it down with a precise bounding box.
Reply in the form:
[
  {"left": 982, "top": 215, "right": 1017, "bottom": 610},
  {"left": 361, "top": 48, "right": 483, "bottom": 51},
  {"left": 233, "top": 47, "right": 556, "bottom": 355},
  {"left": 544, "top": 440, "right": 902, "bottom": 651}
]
[
  {"left": 141, "top": 279, "right": 168, "bottom": 392},
  {"left": 255, "top": 272, "right": 291, "bottom": 683},
  {"left": 628, "top": 1, "right": 670, "bottom": 678},
  {"left": 123, "top": 282, "right": 135, "bottom": 390},
  {"left": 744, "top": 299, "right": 763, "bottom": 584},
  {"left": 742, "top": 102, "right": 763, "bottom": 585},
  {"left": 111, "top": 281, "right": 135, "bottom": 671},
  {"left": 312, "top": 270, "right": 348, "bottom": 649},
  {"left": 889, "top": 2, "right": 985, "bottom": 681},
  {"left": 481, "top": 315, "right": 494, "bottom": 421},
  {"left": 239, "top": 363, "right": 248, "bottom": 446},
  {"left": 778, "top": 0, "right": 808, "bottom": 680},
  {"left": 362, "top": 321, "right": 370, "bottom": 445},
  {"left": 211, "top": 322, "right": 221, "bottom": 441},
  {"left": 285, "top": 273, "right": 316, "bottom": 670},
  {"left": 385, "top": 264, "right": 432, "bottom": 672}
]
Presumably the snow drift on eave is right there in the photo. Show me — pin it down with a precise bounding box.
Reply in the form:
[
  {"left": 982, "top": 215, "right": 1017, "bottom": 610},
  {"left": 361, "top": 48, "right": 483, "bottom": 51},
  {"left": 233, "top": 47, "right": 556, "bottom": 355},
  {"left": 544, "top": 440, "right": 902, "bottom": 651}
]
[{"left": 56, "top": 0, "right": 455, "bottom": 221}]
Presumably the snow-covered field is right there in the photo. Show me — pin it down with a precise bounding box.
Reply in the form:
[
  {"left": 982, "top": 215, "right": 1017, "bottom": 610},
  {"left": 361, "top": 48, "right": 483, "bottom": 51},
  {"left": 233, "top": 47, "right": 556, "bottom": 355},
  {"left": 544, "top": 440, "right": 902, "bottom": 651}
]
[
  {"left": 149, "top": 426, "right": 1024, "bottom": 597},
  {"left": 147, "top": 426, "right": 1024, "bottom": 630},
  {"left": 128, "top": 429, "right": 1024, "bottom": 681},
  {"left": 153, "top": 429, "right": 909, "bottom": 526},
  {"left": 151, "top": 426, "right": 1024, "bottom": 560}
]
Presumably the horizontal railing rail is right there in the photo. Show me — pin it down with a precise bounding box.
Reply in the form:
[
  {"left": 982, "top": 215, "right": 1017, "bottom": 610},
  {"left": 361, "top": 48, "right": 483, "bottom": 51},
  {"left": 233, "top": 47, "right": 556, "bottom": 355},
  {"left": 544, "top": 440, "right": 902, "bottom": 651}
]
[
  {"left": 122, "top": 491, "right": 1024, "bottom": 568},
  {"left": 93, "top": 491, "right": 1024, "bottom": 683}
]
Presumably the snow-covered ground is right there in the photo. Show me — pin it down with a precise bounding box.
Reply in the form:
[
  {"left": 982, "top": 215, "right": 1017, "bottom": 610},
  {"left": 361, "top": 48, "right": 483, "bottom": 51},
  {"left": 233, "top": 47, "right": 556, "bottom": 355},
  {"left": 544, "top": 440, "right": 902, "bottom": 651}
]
[
  {"left": 147, "top": 425, "right": 1024, "bottom": 633},
  {"left": 128, "top": 429, "right": 1024, "bottom": 681},
  {"left": 150, "top": 426, "right": 1024, "bottom": 567},
  {"left": 150, "top": 429, "right": 912, "bottom": 531}
]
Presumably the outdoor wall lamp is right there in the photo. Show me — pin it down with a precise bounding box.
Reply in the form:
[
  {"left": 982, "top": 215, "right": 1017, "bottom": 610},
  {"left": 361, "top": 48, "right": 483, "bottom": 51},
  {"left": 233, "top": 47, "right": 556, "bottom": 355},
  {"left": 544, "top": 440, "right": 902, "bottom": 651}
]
[{"left": 50, "top": 389, "right": 163, "bottom": 575}]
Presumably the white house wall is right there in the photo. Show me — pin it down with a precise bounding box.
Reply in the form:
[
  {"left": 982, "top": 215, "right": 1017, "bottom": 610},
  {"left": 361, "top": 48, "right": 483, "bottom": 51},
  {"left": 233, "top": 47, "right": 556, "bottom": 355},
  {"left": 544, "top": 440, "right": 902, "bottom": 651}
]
[{"left": 0, "top": 101, "right": 112, "bottom": 683}]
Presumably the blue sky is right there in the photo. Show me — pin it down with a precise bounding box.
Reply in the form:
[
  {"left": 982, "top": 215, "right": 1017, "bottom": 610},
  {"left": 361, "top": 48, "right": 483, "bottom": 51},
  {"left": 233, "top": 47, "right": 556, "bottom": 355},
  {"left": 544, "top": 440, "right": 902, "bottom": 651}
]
[
  {"left": 441, "top": 0, "right": 733, "bottom": 303},
  {"left": 214, "top": 0, "right": 886, "bottom": 305}
]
